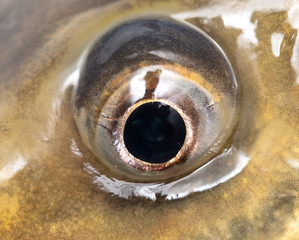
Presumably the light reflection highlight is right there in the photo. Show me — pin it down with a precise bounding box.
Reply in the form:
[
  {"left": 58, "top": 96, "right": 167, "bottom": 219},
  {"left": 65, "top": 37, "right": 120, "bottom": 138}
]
[
  {"left": 83, "top": 147, "right": 250, "bottom": 201},
  {"left": 0, "top": 156, "right": 27, "bottom": 185},
  {"left": 172, "top": 0, "right": 293, "bottom": 47},
  {"left": 271, "top": 32, "right": 284, "bottom": 57},
  {"left": 71, "top": 138, "right": 83, "bottom": 158},
  {"left": 288, "top": 3, "right": 299, "bottom": 84},
  {"left": 287, "top": 159, "right": 299, "bottom": 170}
]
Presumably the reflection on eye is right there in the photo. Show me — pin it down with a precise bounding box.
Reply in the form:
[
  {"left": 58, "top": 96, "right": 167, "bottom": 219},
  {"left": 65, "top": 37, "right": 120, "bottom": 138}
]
[
  {"left": 72, "top": 17, "right": 247, "bottom": 199},
  {"left": 1, "top": 1, "right": 298, "bottom": 239}
]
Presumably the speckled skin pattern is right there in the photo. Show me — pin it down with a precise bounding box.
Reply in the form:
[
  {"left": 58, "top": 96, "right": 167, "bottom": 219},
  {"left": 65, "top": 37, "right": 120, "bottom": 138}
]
[{"left": 0, "top": 0, "right": 298, "bottom": 239}]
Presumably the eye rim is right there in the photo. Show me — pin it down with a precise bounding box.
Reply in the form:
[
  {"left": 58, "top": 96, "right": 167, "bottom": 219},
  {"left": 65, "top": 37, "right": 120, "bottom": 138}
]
[
  {"left": 73, "top": 16, "right": 239, "bottom": 182},
  {"left": 116, "top": 98, "right": 195, "bottom": 171}
]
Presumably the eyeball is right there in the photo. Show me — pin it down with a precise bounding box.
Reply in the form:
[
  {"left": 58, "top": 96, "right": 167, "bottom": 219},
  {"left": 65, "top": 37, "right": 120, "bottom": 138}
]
[{"left": 73, "top": 17, "right": 238, "bottom": 182}]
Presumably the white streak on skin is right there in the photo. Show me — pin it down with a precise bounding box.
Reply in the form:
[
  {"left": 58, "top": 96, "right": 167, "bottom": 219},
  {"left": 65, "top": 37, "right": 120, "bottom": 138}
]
[
  {"left": 222, "top": 11, "right": 258, "bottom": 46},
  {"left": 41, "top": 47, "right": 86, "bottom": 142},
  {"left": 195, "top": 152, "right": 250, "bottom": 190},
  {"left": 84, "top": 162, "right": 161, "bottom": 201},
  {"left": 271, "top": 32, "right": 284, "bottom": 57},
  {"left": 83, "top": 148, "right": 250, "bottom": 201},
  {"left": 61, "top": 68, "right": 80, "bottom": 93},
  {"left": 0, "top": 156, "right": 27, "bottom": 184},
  {"left": 61, "top": 42, "right": 89, "bottom": 94},
  {"left": 40, "top": 69, "right": 80, "bottom": 142},
  {"left": 41, "top": 58, "right": 82, "bottom": 142},
  {"left": 288, "top": 3, "right": 299, "bottom": 84},
  {"left": 287, "top": 159, "right": 299, "bottom": 169},
  {"left": 71, "top": 138, "right": 83, "bottom": 158},
  {"left": 40, "top": 98, "right": 61, "bottom": 142},
  {"left": 172, "top": 0, "right": 294, "bottom": 47},
  {"left": 164, "top": 149, "right": 250, "bottom": 200}
]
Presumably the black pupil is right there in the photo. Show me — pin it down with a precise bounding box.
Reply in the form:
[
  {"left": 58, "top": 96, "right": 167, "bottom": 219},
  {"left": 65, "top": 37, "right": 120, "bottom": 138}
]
[{"left": 124, "top": 102, "right": 186, "bottom": 164}]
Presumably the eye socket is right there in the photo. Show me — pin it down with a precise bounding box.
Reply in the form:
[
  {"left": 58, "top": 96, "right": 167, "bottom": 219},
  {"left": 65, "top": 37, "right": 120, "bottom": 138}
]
[{"left": 73, "top": 17, "right": 238, "bottom": 182}]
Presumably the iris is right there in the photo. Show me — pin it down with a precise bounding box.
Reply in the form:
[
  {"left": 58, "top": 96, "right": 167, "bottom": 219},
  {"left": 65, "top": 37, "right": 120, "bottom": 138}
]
[{"left": 73, "top": 17, "right": 237, "bottom": 180}]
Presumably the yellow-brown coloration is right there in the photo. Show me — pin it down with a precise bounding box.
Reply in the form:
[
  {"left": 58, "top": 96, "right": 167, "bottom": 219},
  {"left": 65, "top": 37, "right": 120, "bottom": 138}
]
[{"left": 0, "top": 0, "right": 298, "bottom": 239}]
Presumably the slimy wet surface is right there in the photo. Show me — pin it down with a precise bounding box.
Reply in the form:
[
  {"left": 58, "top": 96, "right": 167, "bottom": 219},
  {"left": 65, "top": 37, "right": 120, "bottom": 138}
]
[{"left": 0, "top": 0, "right": 298, "bottom": 239}]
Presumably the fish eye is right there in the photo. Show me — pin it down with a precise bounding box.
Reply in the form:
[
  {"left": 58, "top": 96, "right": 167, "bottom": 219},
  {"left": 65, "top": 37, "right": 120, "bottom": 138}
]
[
  {"left": 73, "top": 17, "right": 239, "bottom": 183},
  {"left": 1, "top": 2, "right": 298, "bottom": 239}
]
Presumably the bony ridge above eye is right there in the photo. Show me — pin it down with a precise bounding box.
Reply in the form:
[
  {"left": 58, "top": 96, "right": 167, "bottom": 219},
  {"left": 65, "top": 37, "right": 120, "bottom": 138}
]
[{"left": 73, "top": 16, "right": 239, "bottom": 183}]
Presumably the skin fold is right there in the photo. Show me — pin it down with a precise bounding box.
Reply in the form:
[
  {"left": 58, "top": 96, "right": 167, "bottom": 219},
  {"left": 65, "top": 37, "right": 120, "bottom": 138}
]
[{"left": 0, "top": 0, "right": 298, "bottom": 239}]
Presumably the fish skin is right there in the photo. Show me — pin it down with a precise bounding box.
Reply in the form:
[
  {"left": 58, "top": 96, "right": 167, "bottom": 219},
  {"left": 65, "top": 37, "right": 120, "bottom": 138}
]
[{"left": 0, "top": 0, "right": 298, "bottom": 239}]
